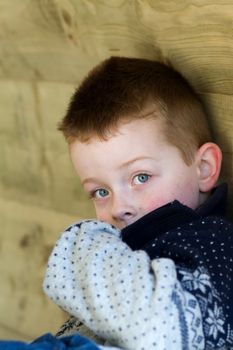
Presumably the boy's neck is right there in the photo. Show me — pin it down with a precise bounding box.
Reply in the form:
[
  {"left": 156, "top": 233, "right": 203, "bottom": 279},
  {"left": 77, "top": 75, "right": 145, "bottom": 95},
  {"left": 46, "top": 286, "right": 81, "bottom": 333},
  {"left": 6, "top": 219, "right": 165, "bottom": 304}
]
[{"left": 198, "top": 191, "right": 210, "bottom": 209}]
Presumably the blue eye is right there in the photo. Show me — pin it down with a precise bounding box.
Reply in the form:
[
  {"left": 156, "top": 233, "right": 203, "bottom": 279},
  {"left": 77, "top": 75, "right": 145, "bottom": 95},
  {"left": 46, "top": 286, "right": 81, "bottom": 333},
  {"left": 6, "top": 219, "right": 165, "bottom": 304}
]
[
  {"left": 93, "top": 188, "right": 109, "bottom": 199},
  {"left": 134, "top": 174, "right": 151, "bottom": 184}
]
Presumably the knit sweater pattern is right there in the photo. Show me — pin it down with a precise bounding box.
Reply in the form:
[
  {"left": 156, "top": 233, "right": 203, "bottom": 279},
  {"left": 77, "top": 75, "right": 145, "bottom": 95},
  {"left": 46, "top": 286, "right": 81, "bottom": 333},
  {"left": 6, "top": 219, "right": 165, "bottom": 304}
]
[{"left": 44, "top": 184, "right": 233, "bottom": 350}]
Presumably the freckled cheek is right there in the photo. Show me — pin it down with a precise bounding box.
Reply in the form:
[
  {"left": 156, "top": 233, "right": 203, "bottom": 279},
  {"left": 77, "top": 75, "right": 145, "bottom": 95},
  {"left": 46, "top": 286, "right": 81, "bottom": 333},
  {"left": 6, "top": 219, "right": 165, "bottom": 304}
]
[
  {"left": 94, "top": 205, "right": 112, "bottom": 223},
  {"left": 141, "top": 194, "right": 168, "bottom": 214},
  {"left": 170, "top": 181, "right": 199, "bottom": 209},
  {"left": 94, "top": 205, "right": 105, "bottom": 221},
  {"left": 177, "top": 185, "right": 199, "bottom": 209}
]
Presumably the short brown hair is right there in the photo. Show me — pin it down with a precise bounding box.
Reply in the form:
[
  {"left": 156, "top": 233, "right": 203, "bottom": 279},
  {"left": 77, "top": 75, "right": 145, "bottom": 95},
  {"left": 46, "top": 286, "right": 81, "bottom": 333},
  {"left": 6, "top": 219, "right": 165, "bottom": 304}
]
[{"left": 58, "top": 56, "right": 212, "bottom": 165}]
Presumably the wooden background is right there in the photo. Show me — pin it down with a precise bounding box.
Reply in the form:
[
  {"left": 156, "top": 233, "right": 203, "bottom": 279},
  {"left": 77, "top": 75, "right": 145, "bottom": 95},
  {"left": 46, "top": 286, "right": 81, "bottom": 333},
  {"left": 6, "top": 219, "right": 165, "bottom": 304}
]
[{"left": 0, "top": 0, "right": 233, "bottom": 341}]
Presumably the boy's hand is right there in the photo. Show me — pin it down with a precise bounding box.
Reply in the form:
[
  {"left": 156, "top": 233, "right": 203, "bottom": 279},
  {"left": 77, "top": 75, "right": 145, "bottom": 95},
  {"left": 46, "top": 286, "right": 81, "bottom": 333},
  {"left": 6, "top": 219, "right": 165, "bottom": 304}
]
[{"left": 44, "top": 220, "right": 204, "bottom": 350}]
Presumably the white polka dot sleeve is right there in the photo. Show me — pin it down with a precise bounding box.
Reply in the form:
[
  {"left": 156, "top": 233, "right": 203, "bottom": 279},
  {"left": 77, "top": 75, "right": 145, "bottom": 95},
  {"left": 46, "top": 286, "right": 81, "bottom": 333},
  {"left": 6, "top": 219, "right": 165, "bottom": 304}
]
[{"left": 43, "top": 220, "right": 204, "bottom": 350}]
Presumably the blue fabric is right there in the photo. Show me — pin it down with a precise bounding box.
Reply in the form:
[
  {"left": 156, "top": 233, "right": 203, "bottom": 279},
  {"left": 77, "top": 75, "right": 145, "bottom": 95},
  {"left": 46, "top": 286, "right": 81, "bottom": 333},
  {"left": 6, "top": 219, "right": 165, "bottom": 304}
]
[{"left": 0, "top": 333, "right": 100, "bottom": 350}]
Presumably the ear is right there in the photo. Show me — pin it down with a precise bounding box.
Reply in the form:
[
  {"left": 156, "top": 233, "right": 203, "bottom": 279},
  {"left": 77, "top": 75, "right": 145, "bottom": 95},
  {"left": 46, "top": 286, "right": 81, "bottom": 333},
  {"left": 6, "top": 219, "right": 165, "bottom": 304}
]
[{"left": 196, "top": 142, "right": 222, "bottom": 193}]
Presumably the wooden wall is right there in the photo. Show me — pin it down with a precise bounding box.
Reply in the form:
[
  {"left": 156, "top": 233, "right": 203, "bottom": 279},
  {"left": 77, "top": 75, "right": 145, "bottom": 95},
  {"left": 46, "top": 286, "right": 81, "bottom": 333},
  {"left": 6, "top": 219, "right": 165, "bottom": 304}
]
[{"left": 0, "top": 0, "right": 233, "bottom": 341}]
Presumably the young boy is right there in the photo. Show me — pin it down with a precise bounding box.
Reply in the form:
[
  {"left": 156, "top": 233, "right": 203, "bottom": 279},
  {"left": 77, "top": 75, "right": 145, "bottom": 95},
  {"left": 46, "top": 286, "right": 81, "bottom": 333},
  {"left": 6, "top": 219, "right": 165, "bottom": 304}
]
[{"left": 43, "top": 57, "right": 233, "bottom": 350}]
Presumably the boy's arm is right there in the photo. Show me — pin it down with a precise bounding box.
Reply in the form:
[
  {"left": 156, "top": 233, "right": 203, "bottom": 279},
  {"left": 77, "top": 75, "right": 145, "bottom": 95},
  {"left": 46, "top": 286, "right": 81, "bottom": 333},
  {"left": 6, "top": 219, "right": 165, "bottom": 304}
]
[{"left": 44, "top": 220, "right": 204, "bottom": 350}]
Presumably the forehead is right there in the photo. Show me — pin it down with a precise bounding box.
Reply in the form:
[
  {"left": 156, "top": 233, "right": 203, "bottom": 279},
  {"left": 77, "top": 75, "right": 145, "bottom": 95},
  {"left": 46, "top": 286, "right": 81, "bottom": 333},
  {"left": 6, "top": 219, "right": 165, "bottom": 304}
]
[
  {"left": 71, "top": 117, "right": 165, "bottom": 152},
  {"left": 69, "top": 118, "right": 172, "bottom": 174},
  {"left": 82, "top": 116, "right": 166, "bottom": 143}
]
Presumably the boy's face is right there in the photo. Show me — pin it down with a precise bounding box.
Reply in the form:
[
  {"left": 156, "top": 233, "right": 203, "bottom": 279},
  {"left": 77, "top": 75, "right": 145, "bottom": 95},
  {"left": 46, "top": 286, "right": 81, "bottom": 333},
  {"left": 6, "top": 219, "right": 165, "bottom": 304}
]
[{"left": 70, "top": 118, "right": 204, "bottom": 229}]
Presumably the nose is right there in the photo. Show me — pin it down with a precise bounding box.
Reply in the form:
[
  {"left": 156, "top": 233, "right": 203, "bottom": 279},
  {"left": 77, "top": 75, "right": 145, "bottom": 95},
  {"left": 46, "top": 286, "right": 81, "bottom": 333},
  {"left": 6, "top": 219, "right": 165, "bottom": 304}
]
[{"left": 111, "top": 192, "right": 137, "bottom": 228}]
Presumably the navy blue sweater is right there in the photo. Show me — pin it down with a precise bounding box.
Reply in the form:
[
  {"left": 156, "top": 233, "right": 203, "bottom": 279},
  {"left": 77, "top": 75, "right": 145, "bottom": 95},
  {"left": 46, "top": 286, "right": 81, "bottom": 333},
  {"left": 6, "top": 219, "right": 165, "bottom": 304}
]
[{"left": 122, "top": 183, "right": 233, "bottom": 348}]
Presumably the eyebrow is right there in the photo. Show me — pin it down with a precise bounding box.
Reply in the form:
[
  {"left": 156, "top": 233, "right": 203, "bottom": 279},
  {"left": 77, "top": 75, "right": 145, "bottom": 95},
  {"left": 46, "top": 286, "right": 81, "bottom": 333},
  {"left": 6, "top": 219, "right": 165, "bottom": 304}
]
[
  {"left": 82, "top": 156, "right": 156, "bottom": 186},
  {"left": 82, "top": 177, "right": 100, "bottom": 186},
  {"left": 119, "top": 156, "right": 156, "bottom": 169}
]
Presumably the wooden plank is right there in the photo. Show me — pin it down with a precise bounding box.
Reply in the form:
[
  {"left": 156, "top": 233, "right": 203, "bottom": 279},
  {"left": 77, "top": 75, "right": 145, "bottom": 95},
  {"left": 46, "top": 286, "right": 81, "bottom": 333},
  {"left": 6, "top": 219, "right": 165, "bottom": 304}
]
[
  {"left": 0, "top": 80, "right": 95, "bottom": 218},
  {"left": 0, "top": 196, "right": 81, "bottom": 340},
  {"left": 200, "top": 92, "right": 233, "bottom": 152},
  {"left": 0, "top": 0, "right": 232, "bottom": 93}
]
